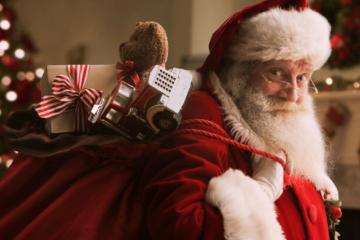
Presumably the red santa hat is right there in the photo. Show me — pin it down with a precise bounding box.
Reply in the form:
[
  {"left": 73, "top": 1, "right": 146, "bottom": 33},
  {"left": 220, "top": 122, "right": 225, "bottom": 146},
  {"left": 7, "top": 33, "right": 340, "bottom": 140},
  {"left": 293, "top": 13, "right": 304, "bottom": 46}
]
[{"left": 197, "top": 0, "right": 331, "bottom": 72}]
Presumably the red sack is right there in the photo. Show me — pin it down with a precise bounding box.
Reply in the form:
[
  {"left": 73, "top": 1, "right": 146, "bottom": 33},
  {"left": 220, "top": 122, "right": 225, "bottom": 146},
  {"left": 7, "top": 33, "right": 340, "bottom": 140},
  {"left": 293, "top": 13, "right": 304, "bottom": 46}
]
[{"left": 0, "top": 108, "right": 160, "bottom": 240}]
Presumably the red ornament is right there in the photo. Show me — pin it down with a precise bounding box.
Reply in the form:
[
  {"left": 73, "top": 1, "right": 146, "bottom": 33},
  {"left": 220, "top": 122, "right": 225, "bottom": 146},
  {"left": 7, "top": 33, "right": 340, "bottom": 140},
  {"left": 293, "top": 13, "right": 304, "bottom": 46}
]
[
  {"left": 330, "top": 33, "right": 351, "bottom": 62},
  {"left": 1, "top": 55, "right": 20, "bottom": 71},
  {"left": 2, "top": 54, "right": 13, "bottom": 66},
  {"left": 342, "top": 0, "right": 353, "bottom": 6},
  {"left": 331, "top": 207, "right": 342, "bottom": 219},
  {"left": 345, "top": 7, "right": 360, "bottom": 33}
]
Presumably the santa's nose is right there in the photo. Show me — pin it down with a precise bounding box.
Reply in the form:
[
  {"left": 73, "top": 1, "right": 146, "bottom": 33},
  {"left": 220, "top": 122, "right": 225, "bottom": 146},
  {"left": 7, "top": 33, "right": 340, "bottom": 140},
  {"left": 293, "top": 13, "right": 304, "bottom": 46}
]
[{"left": 278, "top": 87, "right": 299, "bottom": 103}]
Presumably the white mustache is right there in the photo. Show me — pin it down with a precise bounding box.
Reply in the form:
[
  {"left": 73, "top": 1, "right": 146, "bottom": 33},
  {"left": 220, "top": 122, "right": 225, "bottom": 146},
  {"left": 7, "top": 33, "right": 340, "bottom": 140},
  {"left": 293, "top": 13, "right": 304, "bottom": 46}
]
[{"left": 262, "top": 97, "right": 301, "bottom": 112}]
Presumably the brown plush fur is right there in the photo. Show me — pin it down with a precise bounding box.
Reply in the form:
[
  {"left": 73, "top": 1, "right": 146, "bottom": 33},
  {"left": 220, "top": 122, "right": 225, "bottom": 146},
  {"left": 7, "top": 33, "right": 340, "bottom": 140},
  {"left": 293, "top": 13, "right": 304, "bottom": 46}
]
[{"left": 119, "top": 21, "right": 168, "bottom": 84}]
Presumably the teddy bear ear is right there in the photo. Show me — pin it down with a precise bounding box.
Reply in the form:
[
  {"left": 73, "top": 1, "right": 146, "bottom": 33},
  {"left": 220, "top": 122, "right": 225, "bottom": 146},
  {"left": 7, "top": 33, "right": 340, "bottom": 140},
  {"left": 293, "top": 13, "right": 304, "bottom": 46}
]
[
  {"left": 148, "top": 23, "right": 158, "bottom": 32},
  {"left": 135, "top": 22, "right": 141, "bottom": 27}
]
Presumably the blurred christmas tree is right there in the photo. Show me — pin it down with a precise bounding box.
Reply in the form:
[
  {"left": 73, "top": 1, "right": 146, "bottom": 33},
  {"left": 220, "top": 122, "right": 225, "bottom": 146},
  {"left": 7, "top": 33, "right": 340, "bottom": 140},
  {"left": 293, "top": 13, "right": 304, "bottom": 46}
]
[
  {"left": 0, "top": 0, "right": 43, "bottom": 180},
  {"left": 311, "top": 0, "right": 360, "bottom": 68}
]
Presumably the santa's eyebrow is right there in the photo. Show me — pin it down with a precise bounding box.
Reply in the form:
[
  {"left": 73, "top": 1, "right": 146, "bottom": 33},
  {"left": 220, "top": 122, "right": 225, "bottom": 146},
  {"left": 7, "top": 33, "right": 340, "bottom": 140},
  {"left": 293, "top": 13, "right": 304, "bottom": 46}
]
[
  {"left": 263, "top": 60, "right": 314, "bottom": 72},
  {"left": 263, "top": 60, "right": 289, "bottom": 68}
]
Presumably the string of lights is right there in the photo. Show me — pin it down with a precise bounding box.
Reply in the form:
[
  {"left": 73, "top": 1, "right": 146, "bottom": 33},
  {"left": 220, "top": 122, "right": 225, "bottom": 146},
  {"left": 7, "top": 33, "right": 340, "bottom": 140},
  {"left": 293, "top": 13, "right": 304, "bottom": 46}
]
[{"left": 0, "top": 0, "right": 44, "bottom": 177}]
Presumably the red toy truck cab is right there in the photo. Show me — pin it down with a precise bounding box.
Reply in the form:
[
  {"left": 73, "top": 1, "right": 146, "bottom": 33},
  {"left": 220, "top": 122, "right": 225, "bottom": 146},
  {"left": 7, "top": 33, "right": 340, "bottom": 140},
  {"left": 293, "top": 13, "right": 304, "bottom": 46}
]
[{"left": 87, "top": 66, "right": 193, "bottom": 141}]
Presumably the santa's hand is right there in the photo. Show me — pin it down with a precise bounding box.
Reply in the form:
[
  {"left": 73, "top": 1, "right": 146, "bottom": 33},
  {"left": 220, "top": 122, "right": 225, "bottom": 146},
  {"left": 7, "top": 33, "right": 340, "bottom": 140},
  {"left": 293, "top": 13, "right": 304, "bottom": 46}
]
[{"left": 252, "top": 156, "right": 285, "bottom": 202}]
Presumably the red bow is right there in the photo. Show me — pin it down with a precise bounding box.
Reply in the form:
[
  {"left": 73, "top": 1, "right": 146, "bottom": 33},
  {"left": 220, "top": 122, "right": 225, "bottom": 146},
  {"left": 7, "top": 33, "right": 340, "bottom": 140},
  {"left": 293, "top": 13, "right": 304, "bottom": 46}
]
[
  {"left": 116, "top": 61, "right": 166, "bottom": 88},
  {"left": 116, "top": 61, "right": 141, "bottom": 87},
  {"left": 35, "top": 65, "right": 103, "bottom": 133}
]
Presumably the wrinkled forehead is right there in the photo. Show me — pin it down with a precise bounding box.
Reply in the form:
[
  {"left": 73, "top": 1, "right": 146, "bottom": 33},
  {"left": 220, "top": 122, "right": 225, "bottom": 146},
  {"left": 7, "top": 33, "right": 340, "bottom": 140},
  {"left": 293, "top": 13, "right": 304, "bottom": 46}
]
[{"left": 259, "top": 60, "right": 315, "bottom": 73}]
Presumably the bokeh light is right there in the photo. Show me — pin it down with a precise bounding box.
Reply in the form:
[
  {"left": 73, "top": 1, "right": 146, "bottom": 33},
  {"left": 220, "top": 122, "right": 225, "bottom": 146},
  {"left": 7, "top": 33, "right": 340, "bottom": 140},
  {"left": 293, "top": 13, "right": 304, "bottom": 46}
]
[
  {"left": 325, "top": 77, "right": 333, "bottom": 85},
  {"left": 0, "top": 20, "right": 10, "bottom": 30},
  {"left": 36, "top": 68, "right": 44, "bottom": 78},
  {"left": 1, "top": 76, "right": 11, "bottom": 86},
  {"left": 0, "top": 40, "right": 9, "bottom": 50},
  {"left": 26, "top": 71, "right": 35, "bottom": 81},
  {"left": 14, "top": 49, "right": 25, "bottom": 59},
  {"left": 6, "top": 91, "right": 17, "bottom": 102},
  {"left": 17, "top": 71, "right": 26, "bottom": 81}
]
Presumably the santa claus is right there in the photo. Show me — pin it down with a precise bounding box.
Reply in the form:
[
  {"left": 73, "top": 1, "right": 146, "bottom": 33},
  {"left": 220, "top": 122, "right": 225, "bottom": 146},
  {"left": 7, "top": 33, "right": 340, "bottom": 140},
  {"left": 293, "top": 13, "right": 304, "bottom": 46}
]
[
  {"left": 140, "top": 0, "right": 339, "bottom": 239},
  {"left": 0, "top": 0, "right": 340, "bottom": 239}
]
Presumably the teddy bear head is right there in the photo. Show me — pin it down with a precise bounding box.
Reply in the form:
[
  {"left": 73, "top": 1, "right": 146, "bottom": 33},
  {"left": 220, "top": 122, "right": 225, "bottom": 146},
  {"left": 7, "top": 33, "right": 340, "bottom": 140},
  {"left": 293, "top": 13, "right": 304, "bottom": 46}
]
[{"left": 119, "top": 21, "right": 168, "bottom": 78}]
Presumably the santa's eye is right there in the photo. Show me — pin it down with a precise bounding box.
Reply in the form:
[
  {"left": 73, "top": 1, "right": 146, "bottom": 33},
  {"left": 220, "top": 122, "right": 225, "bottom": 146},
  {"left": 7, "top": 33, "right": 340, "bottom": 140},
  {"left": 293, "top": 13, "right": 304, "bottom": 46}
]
[
  {"left": 269, "top": 70, "right": 281, "bottom": 76},
  {"left": 297, "top": 75, "right": 308, "bottom": 81}
]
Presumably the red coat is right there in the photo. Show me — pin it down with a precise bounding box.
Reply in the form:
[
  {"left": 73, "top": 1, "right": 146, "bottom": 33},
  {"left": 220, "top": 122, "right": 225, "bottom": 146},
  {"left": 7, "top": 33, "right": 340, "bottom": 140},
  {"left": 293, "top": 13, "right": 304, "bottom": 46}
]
[{"left": 140, "top": 90, "right": 329, "bottom": 240}]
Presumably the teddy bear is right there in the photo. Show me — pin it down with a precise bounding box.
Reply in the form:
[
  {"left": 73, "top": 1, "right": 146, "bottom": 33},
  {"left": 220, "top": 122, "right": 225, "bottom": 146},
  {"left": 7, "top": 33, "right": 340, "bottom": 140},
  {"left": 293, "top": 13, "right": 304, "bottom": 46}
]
[{"left": 118, "top": 21, "right": 168, "bottom": 86}]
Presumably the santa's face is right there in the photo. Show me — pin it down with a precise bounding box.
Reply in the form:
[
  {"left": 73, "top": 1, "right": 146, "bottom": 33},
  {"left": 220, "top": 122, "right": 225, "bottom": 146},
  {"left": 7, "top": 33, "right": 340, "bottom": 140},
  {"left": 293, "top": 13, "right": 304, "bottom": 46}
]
[
  {"left": 248, "top": 60, "right": 314, "bottom": 106},
  {"left": 219, "top": 59, "right": 329, "bottom": 181}
]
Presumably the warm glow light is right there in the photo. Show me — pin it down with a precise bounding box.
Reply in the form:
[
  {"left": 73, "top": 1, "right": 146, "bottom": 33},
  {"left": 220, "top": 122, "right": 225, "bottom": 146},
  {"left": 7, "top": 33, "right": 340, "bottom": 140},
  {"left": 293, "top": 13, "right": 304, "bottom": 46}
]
[
  {"left": 6, "top": 91, "right": 17, "bottom": 102},
  {"left": 17, "top": 71, "right": 26, "bottom": 81},
  {"left": 0, "top": 40, "right": 9, "bottom": 50},
  {"left": 325, "top": 77, "right": 333, "bottom": 85},
  {"left": 36, "top": 68, "right": 44, "bottom": 78},
  {"left": 15, "top": 49, "right": 25, "bottom": 59},
  {"left": 1, "top": 76, "right": 11, "bottom": 86},
  {"left": 0, "top": 109, "right": 2, "bottom": 116},
  {"left": 0, "top": 20, "right": 10, "bottom": 30},
  {"left": 0, "top": 4, "right": 3, "bottom": 12},
  {"left": 0, "top": 49, "right": 4, "bottom": 56},
  {"left": 26, "top": 71, "right": 35, "bottom": 81},
  {"left": 354, "top": 82, "right": 360, "bottom": 89}
]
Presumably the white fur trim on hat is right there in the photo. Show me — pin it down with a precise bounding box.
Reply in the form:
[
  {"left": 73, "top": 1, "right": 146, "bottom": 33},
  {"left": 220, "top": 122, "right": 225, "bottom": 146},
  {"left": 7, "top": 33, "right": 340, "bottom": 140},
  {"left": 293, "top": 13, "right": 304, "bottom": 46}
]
[
  {"left": 226, "top": 7, "right": 331, "bottom": 70},
  {"left": 205, "top": 168, "right": 286, "bottom": 240}
]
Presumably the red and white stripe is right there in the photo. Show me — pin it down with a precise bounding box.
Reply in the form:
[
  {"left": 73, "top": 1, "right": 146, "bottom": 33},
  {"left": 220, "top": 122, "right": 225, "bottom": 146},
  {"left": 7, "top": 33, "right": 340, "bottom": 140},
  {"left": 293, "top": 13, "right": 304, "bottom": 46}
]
[{"left": 35, "top": 65, "right": 103, "bottom": 133}]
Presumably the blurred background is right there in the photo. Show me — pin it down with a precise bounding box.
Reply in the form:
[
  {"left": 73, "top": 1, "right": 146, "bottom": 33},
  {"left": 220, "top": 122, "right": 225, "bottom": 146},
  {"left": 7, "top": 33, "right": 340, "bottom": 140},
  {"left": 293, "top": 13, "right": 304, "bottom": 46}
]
[{"left": 0, "top": 0, "right": 359, "bottom": 239}]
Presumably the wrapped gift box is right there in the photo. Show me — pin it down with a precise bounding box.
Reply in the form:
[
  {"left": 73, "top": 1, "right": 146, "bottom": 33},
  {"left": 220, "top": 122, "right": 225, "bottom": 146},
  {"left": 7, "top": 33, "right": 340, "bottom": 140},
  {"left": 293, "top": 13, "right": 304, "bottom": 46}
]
[{"left": 40, "top": 65, "right": 118, "bottom": 134}]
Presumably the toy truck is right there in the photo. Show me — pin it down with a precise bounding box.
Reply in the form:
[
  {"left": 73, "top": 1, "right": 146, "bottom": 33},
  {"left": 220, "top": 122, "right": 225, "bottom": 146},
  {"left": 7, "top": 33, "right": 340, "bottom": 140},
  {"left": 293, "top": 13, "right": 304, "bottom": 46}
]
[{"left": 87, "top": 66, "right": 193, "bottom": 141}]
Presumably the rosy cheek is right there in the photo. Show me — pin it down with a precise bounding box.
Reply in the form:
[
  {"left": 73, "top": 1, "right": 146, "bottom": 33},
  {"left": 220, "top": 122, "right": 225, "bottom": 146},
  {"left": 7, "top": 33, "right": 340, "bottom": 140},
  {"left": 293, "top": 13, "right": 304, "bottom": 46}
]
[{"left": 261, "top": 82, "right": 278, "bottom": 96}]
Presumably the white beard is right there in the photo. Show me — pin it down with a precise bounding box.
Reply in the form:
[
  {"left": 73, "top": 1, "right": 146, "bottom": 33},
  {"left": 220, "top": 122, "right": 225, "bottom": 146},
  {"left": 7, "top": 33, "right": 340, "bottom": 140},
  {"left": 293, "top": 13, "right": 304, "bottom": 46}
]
[
  {"left": 213, "top": 67, "right": 332, "bottom": 187},
  {"left": 237, "top": 88, "right": 329, "bottom": 181}
]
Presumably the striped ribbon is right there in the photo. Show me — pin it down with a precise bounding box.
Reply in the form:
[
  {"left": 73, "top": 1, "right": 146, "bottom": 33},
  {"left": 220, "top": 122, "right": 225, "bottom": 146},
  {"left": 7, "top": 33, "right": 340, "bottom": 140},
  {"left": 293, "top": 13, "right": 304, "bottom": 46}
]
[{"left": 35, "top": 65, "right": 103, "bottom": 133}]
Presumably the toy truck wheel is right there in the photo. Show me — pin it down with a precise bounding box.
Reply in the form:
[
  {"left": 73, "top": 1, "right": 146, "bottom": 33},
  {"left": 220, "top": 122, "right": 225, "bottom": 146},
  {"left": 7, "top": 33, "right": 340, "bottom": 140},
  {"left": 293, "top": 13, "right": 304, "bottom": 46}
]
[{"left": 153, "top": 110, "right": 181, "bottom": 132}]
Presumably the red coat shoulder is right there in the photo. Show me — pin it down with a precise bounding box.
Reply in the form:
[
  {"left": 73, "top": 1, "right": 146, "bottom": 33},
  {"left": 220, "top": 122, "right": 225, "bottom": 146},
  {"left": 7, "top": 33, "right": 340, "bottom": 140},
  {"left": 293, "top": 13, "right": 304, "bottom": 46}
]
[{"left": 181, "top": 90, "right": 225, "bottom": 129}]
